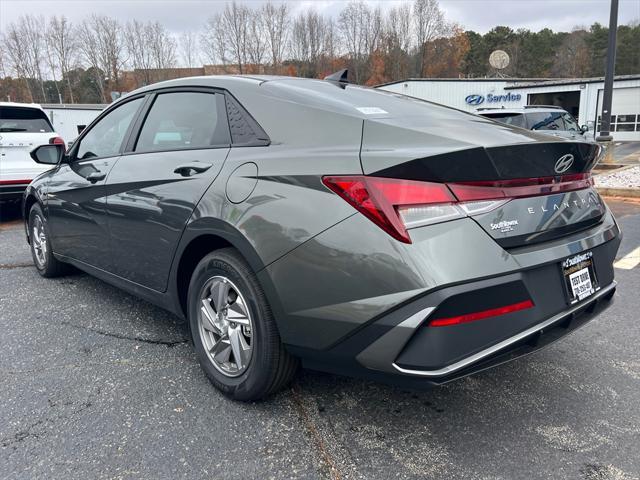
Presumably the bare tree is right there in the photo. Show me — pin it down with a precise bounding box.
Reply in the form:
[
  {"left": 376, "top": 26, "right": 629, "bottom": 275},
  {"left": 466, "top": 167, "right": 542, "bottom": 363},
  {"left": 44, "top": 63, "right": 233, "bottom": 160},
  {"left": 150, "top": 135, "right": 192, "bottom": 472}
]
[
  {"left": 388, "top": 4, "right": 412, "bottom": 52},
  {"left": 125, "top": 20, "right": 153, "bottom": 84},
  {"left": 338, "top": 1, "right": 371, "bottom": 82},
  {"left": 22, "top": 15, "right": 48, "bottom": 101},
  {"left": 365, "top": 6, "right": 383, "bottom": 56},
  {"left": 552, "top": 29, "right": 590, "bottom": 77},
  {"left": 413, "top": 0, "right": 446, "bottom": 76},
  {"left": 290, "top": 11, "right": 318, "bottom": 76},
  {"left": 79, "top": 15, "right": 125, "bottom": 102},
  {"left": 3, "top": 22, "right": 36, "bottom": 101},
  {"left": 246, "top": 10, "right": 266, "bottom": 70},
  {"left": 201, "top": 14, "right": 228, "bottom": 67},
  {"left": 322, "top": 17, "right": 338, "bottom": 62},
  {"left": 385, "top": 3, "right": 412, "bottom": 80},
  {"left": 0, "top": 43, "right": 7, "bottom": 79},
  {"left": 262, "top": 2, "right": 290, "bottom": 72},
  {"left": 179, "top": 31, "right": 199, "bottom": 68},
  {"left": 147, "top": 21, "right": 177, "bottom": 70},
  {"left": 47, "top": 15, "right": 78, "bottom": 103},
  {"left": 221, "top": 1, "right": 250, "bottom": 73},
  {"left": 44, "top": 28, "right": 63, "bottom": 104}
]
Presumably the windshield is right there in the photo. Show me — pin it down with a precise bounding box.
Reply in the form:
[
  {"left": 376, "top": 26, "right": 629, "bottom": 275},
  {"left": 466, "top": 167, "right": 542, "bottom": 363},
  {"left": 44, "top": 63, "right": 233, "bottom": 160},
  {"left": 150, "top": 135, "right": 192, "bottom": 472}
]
[
  {"left": 482, "top": 113, "right": 527, "bottom": 128},
  {"left": 0, "top": 106, "right": 54, "bottom": 133}
]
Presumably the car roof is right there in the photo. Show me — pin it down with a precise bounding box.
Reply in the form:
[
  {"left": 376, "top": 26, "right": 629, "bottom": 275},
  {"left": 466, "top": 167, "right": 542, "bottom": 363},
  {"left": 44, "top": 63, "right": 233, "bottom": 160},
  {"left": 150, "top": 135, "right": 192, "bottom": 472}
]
[
  {"left": 121, "top": 74, "right": 473, "bottom": 120},
  {"left": 0, "top": 101, "right": 45, "bottom": 111}
]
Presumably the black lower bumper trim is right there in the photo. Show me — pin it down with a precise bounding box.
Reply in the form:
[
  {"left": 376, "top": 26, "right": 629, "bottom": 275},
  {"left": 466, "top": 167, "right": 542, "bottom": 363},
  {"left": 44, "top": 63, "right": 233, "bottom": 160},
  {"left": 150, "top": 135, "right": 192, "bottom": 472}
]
[{"left": 427, "top": 283, "right": 615, "bottom": 384}]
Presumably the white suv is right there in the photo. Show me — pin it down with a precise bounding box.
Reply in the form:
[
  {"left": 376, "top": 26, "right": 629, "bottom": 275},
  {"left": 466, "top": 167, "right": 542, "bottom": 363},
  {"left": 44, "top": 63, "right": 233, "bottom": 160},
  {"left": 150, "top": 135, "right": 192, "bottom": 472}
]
[
  {"left": 0, "top": 102, "right": 64, "bottom": 202},
  {"left": 477, "top": 106, "right": 592, "bottom": 141}
]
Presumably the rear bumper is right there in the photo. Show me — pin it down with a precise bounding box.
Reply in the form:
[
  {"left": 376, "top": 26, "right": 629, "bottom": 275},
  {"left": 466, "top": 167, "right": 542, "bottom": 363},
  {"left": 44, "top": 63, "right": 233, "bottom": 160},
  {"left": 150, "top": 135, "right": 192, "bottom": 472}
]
[
  {"left": 375, "top": 281, "right": 616, "bottom": 382},
  {"left": 0, "top": 182, "right": 29, "bottom": 201},
  {"left": 290, "top": 234, "right": 619, "bottom": 386}
]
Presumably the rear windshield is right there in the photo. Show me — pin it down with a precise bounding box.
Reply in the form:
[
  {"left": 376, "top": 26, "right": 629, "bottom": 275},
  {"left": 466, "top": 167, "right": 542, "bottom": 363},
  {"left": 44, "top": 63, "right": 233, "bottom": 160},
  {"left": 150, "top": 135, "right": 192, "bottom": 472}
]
[
  {"left": 0, "top": 106, "right": 53, "bottom": 133},
  {"left": 482, "top": 113, "right": 527, "bottom": 128},
  {"left": 527, "top": 112, "right": 565, "bottom": 131}
]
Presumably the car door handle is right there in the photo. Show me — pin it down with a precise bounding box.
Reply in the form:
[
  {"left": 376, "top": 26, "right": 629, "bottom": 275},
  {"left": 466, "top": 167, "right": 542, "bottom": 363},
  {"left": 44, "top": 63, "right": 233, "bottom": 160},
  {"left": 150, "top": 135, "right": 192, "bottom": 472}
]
[
  {"left": 174, "top": 162, "right": 213, "bottom": 177},
  {"left": 87, "top": 171, "right": 106, "bottom": 183}
]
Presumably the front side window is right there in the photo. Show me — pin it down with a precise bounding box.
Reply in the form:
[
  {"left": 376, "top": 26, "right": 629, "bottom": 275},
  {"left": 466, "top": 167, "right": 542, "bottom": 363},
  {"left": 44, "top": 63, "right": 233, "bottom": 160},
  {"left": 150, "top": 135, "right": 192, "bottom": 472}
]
[
  {"left": 135, "top": 92, "right": 227, "bottom": 152},
  {"left": 527, "top": 112, "right": 564, "bottom": 131},
  {"left": 0, "top": 106, "right": 53, "bottom": 133},
  {"left": 561, "top": 112, "right": 580, "bottom": 132},
  {"left": 76, "top": 97, "right": 144, "bottom": 160}
]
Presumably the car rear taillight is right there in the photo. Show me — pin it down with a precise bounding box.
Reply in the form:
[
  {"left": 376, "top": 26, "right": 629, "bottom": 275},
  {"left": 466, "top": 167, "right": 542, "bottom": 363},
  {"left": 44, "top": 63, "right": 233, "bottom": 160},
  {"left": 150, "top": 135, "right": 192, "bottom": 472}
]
[
  {"left": 49, "top": 136, "right": 66, "bottom": 149},
  {"left": 448, "top": 173, "right": 593, "bottom": 201},
  {"left": 322, "top": 176, "right": 458, "bottom": 243},
  {"left": 428, "top": 299, "right": 534, "bottom": 327},
  {"left": 323, "top": 173, "right": 594, "bottom": 244}
]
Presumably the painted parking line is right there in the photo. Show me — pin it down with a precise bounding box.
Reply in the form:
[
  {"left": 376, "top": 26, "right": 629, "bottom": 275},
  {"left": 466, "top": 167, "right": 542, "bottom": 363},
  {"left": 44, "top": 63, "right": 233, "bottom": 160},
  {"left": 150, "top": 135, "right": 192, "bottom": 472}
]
[{"left": 614, "top": 246, "right": 640, "bottom": 270}]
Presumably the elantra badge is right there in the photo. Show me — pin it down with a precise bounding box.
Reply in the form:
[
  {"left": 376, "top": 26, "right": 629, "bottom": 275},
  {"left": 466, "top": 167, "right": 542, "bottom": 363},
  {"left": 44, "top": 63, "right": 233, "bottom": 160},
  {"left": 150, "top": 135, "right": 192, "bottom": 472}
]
[{"left": 554, "top": 154, "right": 574, "bottom": 174}]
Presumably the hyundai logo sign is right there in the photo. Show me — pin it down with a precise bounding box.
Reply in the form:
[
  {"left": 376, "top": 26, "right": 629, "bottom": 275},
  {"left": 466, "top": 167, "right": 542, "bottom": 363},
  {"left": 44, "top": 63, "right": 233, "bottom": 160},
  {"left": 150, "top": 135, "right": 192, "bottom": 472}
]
[
  {"left": 465, "top": 94, "right": 485, "bottom": 105},
  {"left": 465, "top": 92, "right": 522, "bottom": 106}
]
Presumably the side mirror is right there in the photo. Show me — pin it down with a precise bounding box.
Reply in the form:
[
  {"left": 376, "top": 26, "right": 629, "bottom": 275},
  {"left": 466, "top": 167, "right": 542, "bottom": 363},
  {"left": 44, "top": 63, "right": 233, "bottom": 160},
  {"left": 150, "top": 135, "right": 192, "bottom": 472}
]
[
  {"left": 30, "top": 144, "right": 65, "bottom": 165},
  {"left": 580, "top": 124, "right": 589, "bottom": 133}
]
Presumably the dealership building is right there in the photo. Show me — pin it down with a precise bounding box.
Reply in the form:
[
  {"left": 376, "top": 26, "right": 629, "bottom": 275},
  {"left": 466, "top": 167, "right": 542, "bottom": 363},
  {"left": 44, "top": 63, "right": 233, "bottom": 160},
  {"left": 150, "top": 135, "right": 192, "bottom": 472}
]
[{"left": 377, "top": 75, "right": 640, "bottom": 141}]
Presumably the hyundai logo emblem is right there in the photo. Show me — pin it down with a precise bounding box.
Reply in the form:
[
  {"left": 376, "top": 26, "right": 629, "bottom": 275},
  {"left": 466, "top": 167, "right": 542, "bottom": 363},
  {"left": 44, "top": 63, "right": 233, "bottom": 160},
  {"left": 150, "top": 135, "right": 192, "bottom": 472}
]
[
  {"left": 554, "top": 154, "right": 574, "bottom": 174},
  {"left": 465, "top": 94, "right": 485, "bottom": 105}
]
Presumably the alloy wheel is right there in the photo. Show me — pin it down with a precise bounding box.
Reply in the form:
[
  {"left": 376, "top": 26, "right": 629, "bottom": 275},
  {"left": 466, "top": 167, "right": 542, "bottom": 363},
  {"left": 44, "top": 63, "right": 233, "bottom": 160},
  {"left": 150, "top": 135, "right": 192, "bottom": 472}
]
[
  {"left": 32, "top": 214, "right": 48, "bottom": 268},
  {"left": 198, "top": 276, "right": 254, "bottom": 377}
]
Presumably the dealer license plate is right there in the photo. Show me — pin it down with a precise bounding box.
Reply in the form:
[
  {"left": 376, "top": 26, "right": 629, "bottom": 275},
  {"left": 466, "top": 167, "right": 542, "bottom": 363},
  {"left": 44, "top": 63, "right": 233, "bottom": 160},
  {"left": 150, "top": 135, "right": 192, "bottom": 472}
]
[{"left": 562, "top": 251, "right": 599, "bottom": 304}]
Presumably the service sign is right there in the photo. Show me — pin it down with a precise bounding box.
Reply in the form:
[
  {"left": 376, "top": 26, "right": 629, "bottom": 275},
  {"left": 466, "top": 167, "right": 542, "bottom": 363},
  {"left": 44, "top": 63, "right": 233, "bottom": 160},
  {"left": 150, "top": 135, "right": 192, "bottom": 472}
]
[{"left": 465, "top": 92, "right": 522, "bottom": 106}]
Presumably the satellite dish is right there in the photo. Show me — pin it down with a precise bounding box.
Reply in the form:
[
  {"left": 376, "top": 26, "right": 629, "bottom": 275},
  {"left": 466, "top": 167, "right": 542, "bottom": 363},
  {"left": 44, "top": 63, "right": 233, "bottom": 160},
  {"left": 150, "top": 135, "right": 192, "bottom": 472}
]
[{"left": 489, "top": 50, "right": 510, "bottom": 70}]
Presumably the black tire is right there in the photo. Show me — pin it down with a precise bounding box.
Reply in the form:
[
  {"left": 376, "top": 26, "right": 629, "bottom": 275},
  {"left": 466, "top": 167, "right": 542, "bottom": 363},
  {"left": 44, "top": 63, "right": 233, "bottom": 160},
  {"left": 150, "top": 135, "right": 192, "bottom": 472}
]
[
  {"left": 188, "top": 248, "right": 298, "bottom": 401},
  {"left": 28, "top": 203, "right": 70, "bottom": 278}
]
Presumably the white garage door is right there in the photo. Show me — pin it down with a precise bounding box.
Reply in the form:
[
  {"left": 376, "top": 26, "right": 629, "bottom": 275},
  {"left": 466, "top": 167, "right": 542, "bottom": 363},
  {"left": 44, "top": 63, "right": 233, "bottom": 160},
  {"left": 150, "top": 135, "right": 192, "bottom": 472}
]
[{"left": 597, "top": 86, "right": 640, "bottom": 141}]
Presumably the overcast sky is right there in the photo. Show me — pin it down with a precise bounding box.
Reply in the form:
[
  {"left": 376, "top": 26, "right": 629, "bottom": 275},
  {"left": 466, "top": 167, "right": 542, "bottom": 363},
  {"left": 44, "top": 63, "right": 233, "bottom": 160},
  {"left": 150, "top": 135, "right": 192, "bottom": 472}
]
[{"left": 1, "top": 0, "right": 638, "bottom": 34}]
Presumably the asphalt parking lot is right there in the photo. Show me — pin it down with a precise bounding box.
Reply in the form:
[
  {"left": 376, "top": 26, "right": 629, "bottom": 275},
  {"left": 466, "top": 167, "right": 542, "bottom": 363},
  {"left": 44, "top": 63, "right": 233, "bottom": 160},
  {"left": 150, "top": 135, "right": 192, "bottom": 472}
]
[{"left": 1, "top": 199, "right": 639, "bottom": 480}]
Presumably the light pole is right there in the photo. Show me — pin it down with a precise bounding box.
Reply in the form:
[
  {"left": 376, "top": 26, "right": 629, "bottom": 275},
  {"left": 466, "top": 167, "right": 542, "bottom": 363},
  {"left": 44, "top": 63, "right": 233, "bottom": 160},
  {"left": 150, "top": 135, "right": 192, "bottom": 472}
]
[{"left": 596, "top": 0, "right": 619, "bottom": 142}]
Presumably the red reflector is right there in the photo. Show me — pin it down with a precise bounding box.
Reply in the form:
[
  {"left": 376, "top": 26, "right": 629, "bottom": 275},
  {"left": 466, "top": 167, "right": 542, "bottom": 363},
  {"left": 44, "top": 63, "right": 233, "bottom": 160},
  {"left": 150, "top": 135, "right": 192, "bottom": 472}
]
[
  {"left": 0, "top": 179, "right": 31, "bottom": 185},
  {"left": 49, "top": 136, "right": 66, "bottom": 147},
  {"left": 322, "top": 176, "right": 456, "bottom": 243},
  {"left": 448, "top": 173, "right": 593, "bottom": 201},
  {"left": 429, "top": 299, "right": 534, "bottom": 327}
]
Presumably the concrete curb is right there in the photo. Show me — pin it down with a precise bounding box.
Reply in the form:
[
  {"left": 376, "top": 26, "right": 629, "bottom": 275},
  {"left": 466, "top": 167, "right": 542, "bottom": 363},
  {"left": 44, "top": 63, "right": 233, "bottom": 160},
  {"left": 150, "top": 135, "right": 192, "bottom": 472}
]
[{"left": 597, "top": 187, "right": 640, "bottom": 198}]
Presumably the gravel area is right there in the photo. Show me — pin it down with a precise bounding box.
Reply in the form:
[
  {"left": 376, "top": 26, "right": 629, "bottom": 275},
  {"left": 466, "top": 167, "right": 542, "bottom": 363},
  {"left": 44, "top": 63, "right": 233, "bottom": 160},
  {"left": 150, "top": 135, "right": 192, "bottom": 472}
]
[{"left": 596, "top": 166, "right": 640, "bottom": 189}]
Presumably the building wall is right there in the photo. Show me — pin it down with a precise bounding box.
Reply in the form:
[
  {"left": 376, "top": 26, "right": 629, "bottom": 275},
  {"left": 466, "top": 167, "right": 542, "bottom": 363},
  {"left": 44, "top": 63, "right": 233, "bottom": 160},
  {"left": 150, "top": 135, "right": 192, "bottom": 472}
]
[
  {"left": 379, "top": 80, "right": 528, "bottom": 113},
  {"left": 43, "top": 106, "right": 105, "bottom": 144},
  {"left": 379, "top": 78, "right": 640, "bottom": 141}
]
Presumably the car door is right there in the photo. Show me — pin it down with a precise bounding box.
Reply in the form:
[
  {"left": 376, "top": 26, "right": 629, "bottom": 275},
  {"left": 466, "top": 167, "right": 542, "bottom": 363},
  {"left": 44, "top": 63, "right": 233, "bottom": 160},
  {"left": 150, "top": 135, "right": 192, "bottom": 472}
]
[
  {"left": 105, "top": 89, "right": 230, "bottom": 291},
  {"left": 46, "top": 96, "right": 146, "bottom": 270}
]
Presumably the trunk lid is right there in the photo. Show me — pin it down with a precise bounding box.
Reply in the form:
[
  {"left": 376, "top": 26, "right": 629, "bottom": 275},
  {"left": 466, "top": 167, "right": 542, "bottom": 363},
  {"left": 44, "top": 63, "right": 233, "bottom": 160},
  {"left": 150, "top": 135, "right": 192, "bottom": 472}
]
[{"left": 360, "top": 117, "right": 604, "bottom": 248}]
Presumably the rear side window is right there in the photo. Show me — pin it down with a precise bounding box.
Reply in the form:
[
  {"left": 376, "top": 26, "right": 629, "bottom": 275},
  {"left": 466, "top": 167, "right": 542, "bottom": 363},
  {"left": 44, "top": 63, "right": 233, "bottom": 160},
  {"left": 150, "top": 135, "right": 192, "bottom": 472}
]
[
  {"left": 0, "top": 106, "right": 53, "bottom": 133},
  {"left": 561, "top": 112, "right": 580, "bottom": 132},
  {"left": 527, "top": 112, "right": 564, "bottom": 131},
  {"left": 483, "top": 113, "right": 526, "bottom": 128},
  {"left": 135, "top": 92, "right": 228, "bottom": 152},
  {"left": 225, "top": 94, "right": 270, "bottom": 146}
]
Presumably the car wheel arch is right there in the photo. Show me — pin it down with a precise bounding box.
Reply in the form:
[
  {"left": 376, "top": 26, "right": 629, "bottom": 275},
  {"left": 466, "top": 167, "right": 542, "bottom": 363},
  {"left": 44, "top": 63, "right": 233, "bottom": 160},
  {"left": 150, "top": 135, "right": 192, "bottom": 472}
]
[
  {"left": 172, "top": 220, "right": 266, "bottom": 320},
  {"left": 23, "top": 193, "right": 41, "bottom": 244}
]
